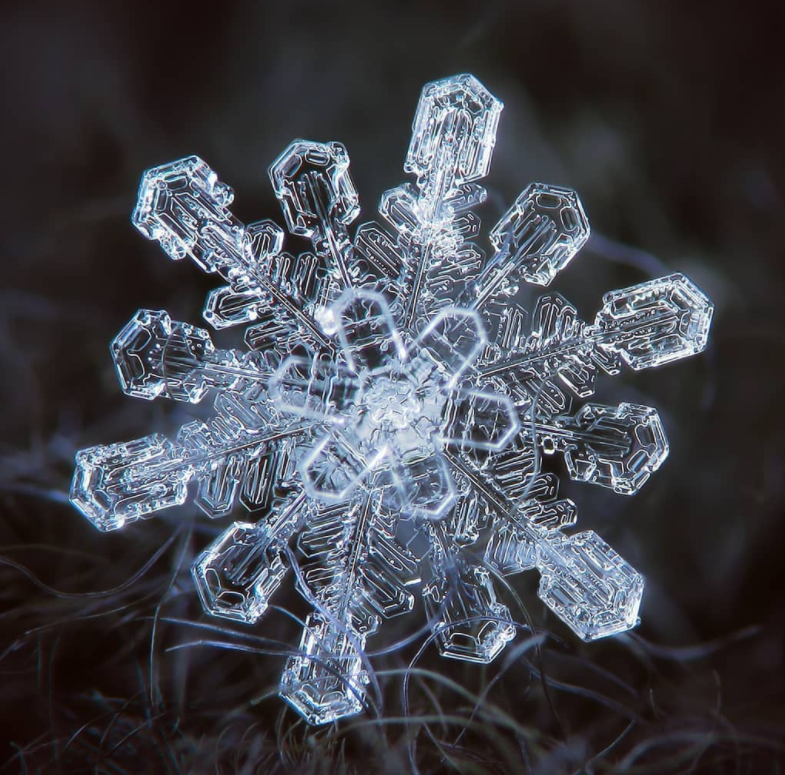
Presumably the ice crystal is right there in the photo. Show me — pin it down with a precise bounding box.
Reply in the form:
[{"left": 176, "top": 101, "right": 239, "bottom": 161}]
[{"left": 70, "top": 74, "right": 713, "bottom": 725}]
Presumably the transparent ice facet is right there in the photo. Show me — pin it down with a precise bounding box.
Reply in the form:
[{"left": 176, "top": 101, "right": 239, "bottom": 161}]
[
  {"left": 488, "top": 183, "right": 590, "bottom": 287},
  {"left": 70, "top": 74, "right": 713, "bottom": 725},
  {"left": 280, "top": 613, "right": 368, "bottom": 725},
  {"left": 299, "top": 433, "right": 382, "bottom": 504},
  {"left": 192, "top": 522, "right": 287, "bottom": 623},
  {"left": 591, "top": 273, "right": 714, "bottom": 370},
  {"left": 71, "top": 434, "right": 190, "bottom": 531},
  {"left": 412, "top": 306, "right": 487, "bottom": 386},
  {"left": 485, "top": 474, "right": 578, "bottom": 575},
  {"left": 203, "top": 285, "right": 265, "bottom": 330},
  {"left": 539, "top": 402, "right": 669, "bottom": 495},
  {"left": 328, "top": 288, "right": 407, "bottom": 373},
  {"left": 270, "top": 141, "right": 359, "bottom": 240},
  {"left": 388, "top": 448, "right": 458, "bottom": 519},
  {"left": 112, "top": 309, "right": 216, "bottom": 403},
  {"left": 269, "top": 356, "right": 363, "bottom": 426},
  {"left": 537, "top": 531, "right": 644, "bottom": 641},
  {"left": 423, "top": 563, "right": 515, "bottom": 663},
  {"left": 406, "top": 74, "right": 503, "bottom": 199},
  {"left": 132, "top": 156, "right": 242, "bottom": 269},
  {"left": 442, "top": 389, "right": 520, "bottom": 451},
  {"left": 270, "top": 140, "right": 359, "bottom": 287}
]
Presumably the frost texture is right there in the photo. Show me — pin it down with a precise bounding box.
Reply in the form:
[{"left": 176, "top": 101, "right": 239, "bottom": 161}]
[{"left": 70, "top": 74, "right": 713, "bottom": 725}]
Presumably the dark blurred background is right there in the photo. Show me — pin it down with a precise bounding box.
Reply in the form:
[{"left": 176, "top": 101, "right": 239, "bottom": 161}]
[{"left": 1, "top": 1, "right": 784, "bottom": 772}]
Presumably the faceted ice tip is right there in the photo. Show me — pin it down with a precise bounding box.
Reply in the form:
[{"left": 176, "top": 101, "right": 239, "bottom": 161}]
[
  {"left": 70, "top": 434, "right": 190, "bottom": 531},
  {"left": 406, "top": 73, "right": 503, "bottom": 194},
  {"left": 593, "top": 273, "right": 714, "bottom": 370},
  {"left": 192, "top": 522, "right": 287, "bottom": 623},
  {"left": 112, "top": 309, "right": 215, "bottom": 403},
  {"left": 489, "top": 183, "right": 590, "bottom": 287},
  {"left": 551, "top": 402, "right": 669, "bottom": 495},
  {"left": 270, "top": 140, "right": 360, "bottom": 239},
  {"left": 537, "top": 531, "right": 644, "bottom": 641},
  {"left": 132, "top": 156, "right": 235, "bottom": 263},
  {"left": 280, "top": 613, "right": 368, "bottom": 725},
  {"left": 424, "top": 564, "right": 515, "bottom": 663}
]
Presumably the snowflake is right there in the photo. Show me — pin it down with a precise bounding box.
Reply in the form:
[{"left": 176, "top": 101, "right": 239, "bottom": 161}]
[{"left": 70, "top": 74, "right": 713, "bottom": 725}]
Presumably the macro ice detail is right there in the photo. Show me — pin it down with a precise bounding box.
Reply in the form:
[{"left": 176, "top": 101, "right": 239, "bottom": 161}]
[{"left": 70, "top": 74, "right": 713, "bottom": 725}]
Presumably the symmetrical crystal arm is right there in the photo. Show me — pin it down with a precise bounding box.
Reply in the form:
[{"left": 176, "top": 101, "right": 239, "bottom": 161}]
[
  {"left": 405, "top": 73, "right": 503, "bottom": 208},
  {"left": 473, "top": 183, "right": 591, "bottom": 306},
  {"left": 444, "top": 450, "right": 643, "bottom": 641},
  {"left": 534, "top": 402, "right": 669, "bottom": 494},
  {"left": 132, "top": 156, "right": 333, "bottom": 350},
  {"left": 589, "top": 272, "right": 713, "bottom": 369},
  {"left": 379, "top": 74, "right": 503, "bottom": 329},
  {"left": 112, "top": 309, "right": 272, "bottom": 403},
  {"left": 283, "top": 493, "right": 380, "bottom": 723},
  {"left": 270, "top": 140, "right": 360, "bottom": 288},
  {"left": 478, "top": 274, "right": 713, "bottom": 388},
  {"left": 71, "top": 408, "right": 308, "bottom": 530},
  {"left": 192, "top": 491, "right": 307, "bottom": 624},
  {"left": 424, "top": 520, "right": 515, "bottom": 664}
]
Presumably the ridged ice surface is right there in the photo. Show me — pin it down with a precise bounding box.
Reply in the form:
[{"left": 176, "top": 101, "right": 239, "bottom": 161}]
[{"left": 70, "top": 74, "right": 713, "bottom": 725}]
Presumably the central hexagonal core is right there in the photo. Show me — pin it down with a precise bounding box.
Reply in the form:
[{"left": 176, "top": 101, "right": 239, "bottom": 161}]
[{"left": 362, "top": 373, "right": 422, "bottom": 432}]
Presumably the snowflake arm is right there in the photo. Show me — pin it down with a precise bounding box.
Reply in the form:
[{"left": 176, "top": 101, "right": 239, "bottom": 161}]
[
  {"left": 270, "top": 140, "right": 360, "bottom": 289},
  {"left": 380, "top": 74, "right": 503, "bottom": 328},
  {"left": 133, "top": 154, "right": 335, "bottom": 352}
]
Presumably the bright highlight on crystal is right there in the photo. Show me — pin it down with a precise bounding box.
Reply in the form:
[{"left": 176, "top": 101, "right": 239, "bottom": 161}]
[{"left": 70, "top": 74, "right": 713, "bottom": 725}]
